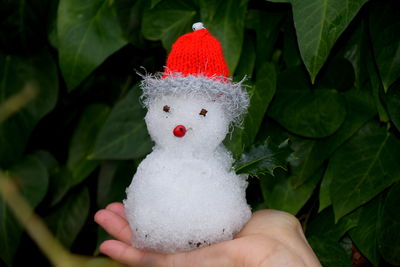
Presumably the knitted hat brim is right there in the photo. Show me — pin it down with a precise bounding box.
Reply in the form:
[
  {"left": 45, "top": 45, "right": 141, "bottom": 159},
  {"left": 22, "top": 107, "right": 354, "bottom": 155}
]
[{"left": 139, "top": 73, "right": 249, "bottom": 127}]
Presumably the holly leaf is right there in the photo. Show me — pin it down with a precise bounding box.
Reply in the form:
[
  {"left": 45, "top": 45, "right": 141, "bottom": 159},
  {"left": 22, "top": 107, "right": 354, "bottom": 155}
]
[
  {"left": 267, "top": 0, "right": 368, "bottom": 82},
  {"left": 235, "top": 138, "right": 292, "bottom": 177},
  {"left": 57, "top": 0, "right": 127, "bottom": 90}
]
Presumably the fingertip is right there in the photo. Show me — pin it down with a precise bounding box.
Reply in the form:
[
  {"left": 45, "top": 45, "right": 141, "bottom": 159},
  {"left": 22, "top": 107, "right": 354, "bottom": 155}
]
[
  {"left": 94, "top": 209, "right": 107, "bottom": 224},
  {"left": 106, "top": 202, "right": 126, "bottom": 218},
  {"left": 106, "top": 202, "right": 124, "bottom": 211}
]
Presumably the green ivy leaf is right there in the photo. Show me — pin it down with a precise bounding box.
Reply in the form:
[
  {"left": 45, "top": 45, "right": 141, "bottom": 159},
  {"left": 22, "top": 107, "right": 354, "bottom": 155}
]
[
  {"left": 260, "top": 167, "right": 322, "bottom": 215},
  {"left": 67, "top": 104, "right": 110, "bottom": 186},
  {"left": 377, "top": 182, "right": 400, "bottom": 265},
  {"left": 96, "top": 160, "right": 136, "bottom": 209},
  {"left": 226, "top": 62, "right": 277, "bottom": 158},
  {"left": 349, "top": 196, "right": 381, "bottom": 267},
  {"left": 308, "top": 236, "right": 352, "bottom": 267},
  {"left": 245, "top": 9, "right": 285, "bottom": 67},
  {"left": 0, "top": 155, "right": 49, "bottom": 265},
  {"left": 307, "top": 207, "right": 359, "bottom": 241},
  {"left": 91, "top": 86, "right": 153, "bottom": 159},
  {"left": 141, "top": 0, "right": 196, "bottom": 50},
  {"left": 369, "top": 0, "right": 400, "bottom": 93},
  {"left": 329, "top": 121, "right": 400, "bottom": 221},
  {"left": 268, "top": 68, "right": 346, "bottom": 138},
  {"left": 57, "top": 0, "right": 127, "bottom": 90},
  {"left": 235, "top": 138, "right": 291, "bottom": 177},
  {"left": 267, "top": 0, "right": 368, "bottom": 82},
  {"left": 385, "top": 82, "right": 400, "bottom": 132},
  {"left": 199, "top": 0, "right": 248, "bottom": 73},
  {"left": 0, "top": 51, "right": 58, "bottom": 167},
  {"left": 234, "top": 36, "right": 256, "bottom": 79},
  {"left": 114, "top": 0, "right": 149, "bottom": 47},
  {"left": 46, "top": 187, "right": 90, "bottom": 248}
]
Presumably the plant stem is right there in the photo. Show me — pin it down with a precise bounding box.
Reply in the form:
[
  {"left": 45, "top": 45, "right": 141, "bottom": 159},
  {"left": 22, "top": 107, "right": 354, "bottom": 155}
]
[
  {"left": 0, "top": 83, "right": 37, "bottom": 123},
  {"left": 0, "top": 172, "right": 71, "bottom": 266}
]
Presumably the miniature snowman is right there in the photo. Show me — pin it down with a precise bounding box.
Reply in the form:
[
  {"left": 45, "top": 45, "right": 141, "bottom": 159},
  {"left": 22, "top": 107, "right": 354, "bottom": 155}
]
[{"left": 124, "top": 22, "right": 251, "bottom": 253}]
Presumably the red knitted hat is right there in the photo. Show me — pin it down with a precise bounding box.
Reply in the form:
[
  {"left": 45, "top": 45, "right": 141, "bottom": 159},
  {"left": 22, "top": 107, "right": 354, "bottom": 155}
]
[
  {"left": 140, "top": 23, "right": 249, "bottom": 126},
  {"left": 163, "top": 23, "right": 229, "bottom": 79}
]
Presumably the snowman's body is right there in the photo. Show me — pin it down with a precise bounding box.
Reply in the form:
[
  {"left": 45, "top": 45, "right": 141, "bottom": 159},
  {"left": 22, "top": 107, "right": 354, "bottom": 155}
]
[{"left": 124, "top": 94, "right": 251, "bottom": 253}]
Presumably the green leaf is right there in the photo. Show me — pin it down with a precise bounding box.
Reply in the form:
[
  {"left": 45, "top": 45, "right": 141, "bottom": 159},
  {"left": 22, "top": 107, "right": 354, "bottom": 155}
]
[
  {"left": 340, "top": 19, "right": 369, "bottom": 90},
  {"left": 46, "top": 187, "right": 90, "bottom": 248},
  {"left": 0, "top": 155, "right": 49, "bottom": 265},
  {"left": 260, "top": 167, "right": 322, "bottom": 215},
  {"left": 282, "top": 16, "right": 302, "bottom": 68},
  {"left": 268, "top": 86, "right": 347, "bottom": 138},
  {"left": 46, "top": 167, "right": 73, "bottom": 207},
  {"left": 96, "top": 160, "right": 136, "bottom": 208},
  {"left": 32, "top": 151, "right": 72, "bottom": 207},
  {"left": 199, "top": 0, "right": 249, "bottom": 73},
  {"left": 369, "top": 0, "right": 400, "bottom": 92},
  {"left": 67, "top": 104, "right": 110, "bottom": 185},
  {"left": 0, "top": 51, "right": 58, "bottom": 167},
  {"left": 349, "top": 196, "right": 381, "bottom": 267},
  {"left": 226, "top": 62, "right": 277, "bottom": 158},
  {"left": 318, "top": 58, "right": 355, "bottom": 92},
  {"left": 0, "top": 0, "right": 52, "bottom": 52},
  {"left": 94, "top": 160, "right": 136, "bottom": 253},
  {"left": 386, "top": 82, "right": 400, "bottom": 132},
  {"left": 91, "top": 86, "right": 153, "bottom": 159},
  {"left": 329, "top": 121, "right": 400, "bottom": 221},
  {"left": 234, "top": 35, "right": 256, "bottom": 79},
  {"left": 377, "top": 182, "right": 400, "bottom": 265},
  {"left": 141, "top": 0, "right": 196, "bottom": 50},
  {"left": 57, "top": 0, "right": 127, "bottom": 90},
  {"left": 114, "top": 0, "right": 149, "bottom": 47},
  {"left": 268, "top": 0, "right": 368, "bottom": 82},
  {"left": 235, "top": 138, "right": 291, "bottom": 177},
  {"left": 307, "top": 207, "right": 359, "bottom": 241},
  {"left": 245, "top": 9, "right": 285, "bottom": 67},
  {"left": 319, "top": 167, "right": 333, "bottom": 212},
  {"left": 308, "top": 236, "right": 352, "bottom": 267},
  {"left": 318, "top": 89, "right": 376, "bottom": 211}
]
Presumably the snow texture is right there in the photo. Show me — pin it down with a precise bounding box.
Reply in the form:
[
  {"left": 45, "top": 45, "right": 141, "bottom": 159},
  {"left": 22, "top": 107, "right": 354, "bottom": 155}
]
[
  {"left": 139, "top": 73, "right": 249, "bottom": 128},
  {"left": 124, "top": 92, "right": 251, "bottom": 253}
]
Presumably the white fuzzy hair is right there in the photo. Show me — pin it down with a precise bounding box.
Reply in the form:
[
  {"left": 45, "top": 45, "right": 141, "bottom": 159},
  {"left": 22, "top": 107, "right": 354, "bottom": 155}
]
[{"left": 139, "top": 73, "right": 249, "bottom": 127}]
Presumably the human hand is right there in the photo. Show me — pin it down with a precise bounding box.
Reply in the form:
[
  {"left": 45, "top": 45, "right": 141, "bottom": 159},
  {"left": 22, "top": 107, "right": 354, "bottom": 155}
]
[{"left": 95, "top": 203, "right": 321, "bottom": 267}]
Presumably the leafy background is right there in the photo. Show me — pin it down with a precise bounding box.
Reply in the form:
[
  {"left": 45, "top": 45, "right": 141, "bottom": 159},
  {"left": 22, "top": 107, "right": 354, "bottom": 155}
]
[{"left": 0, "top": 0, "right": 399, "bottom": 266}]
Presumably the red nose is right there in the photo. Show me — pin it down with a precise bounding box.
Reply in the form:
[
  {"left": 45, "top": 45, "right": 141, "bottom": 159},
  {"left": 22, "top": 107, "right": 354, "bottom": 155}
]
[{"left": 173, "top": 125, "right": 186, "bottom": 137}]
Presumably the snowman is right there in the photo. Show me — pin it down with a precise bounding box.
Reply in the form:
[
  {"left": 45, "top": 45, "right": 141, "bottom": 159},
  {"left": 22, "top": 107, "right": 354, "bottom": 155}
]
[{"left": 124, "top": 22, "right": 251, "bottom": 253}]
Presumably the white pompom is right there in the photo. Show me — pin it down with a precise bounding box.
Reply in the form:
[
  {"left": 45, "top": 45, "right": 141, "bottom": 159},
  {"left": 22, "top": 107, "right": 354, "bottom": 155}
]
[{"left": 192, "top": 22, "right": 205, "bottom": 31}]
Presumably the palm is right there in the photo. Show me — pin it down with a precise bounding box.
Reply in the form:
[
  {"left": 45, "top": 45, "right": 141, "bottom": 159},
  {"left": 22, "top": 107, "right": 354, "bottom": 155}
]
[{"left": 95, "top": 203, "right": 321, "bottom": 267}]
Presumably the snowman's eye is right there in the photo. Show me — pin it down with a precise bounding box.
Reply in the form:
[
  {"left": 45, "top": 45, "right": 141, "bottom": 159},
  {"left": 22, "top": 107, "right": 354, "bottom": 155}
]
[
  {"left": 199, "top": 109, "right": 208, "bottom": 116},
  {"left": 163, "top": 105, "right": 170, "bottom": 112}
]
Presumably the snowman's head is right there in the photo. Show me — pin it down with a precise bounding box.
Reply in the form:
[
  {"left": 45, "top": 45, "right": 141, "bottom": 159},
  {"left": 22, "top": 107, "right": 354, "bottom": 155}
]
[
  {"left": 140, "top": 74, "right": 249, "bottom": 152},
  {"left": 145, "top": 94, "right": 229, "bottom": 152}
]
